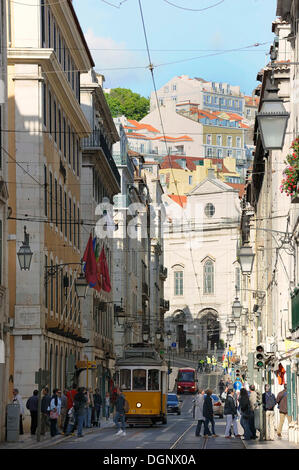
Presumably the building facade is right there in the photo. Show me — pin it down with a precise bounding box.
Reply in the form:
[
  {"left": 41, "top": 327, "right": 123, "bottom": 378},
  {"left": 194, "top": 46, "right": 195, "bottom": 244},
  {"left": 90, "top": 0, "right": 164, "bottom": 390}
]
[
  {"left": 6, "top": 0, "right": 93, "bottom": 431},
  {"left": 80, "top": 68, "right": 120, "bottom": 394},
  {"left": 0, "top": 0, "right": 9, "bottom": 443},
  {"left": 163, "top": 170, "right": 241, "bottom": 356}
]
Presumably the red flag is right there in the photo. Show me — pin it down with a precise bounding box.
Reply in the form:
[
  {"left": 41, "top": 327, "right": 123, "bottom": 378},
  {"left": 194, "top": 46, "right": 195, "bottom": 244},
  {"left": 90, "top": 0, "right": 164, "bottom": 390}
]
[
  {"left": 99, "top": 247, "right": 111, "bottom": 292},
  {"left": 94, "top": 240, "right": 101, "bottom": 293},
  {"left": 82, "top": 234, "right": 97, "bottom": 287}
]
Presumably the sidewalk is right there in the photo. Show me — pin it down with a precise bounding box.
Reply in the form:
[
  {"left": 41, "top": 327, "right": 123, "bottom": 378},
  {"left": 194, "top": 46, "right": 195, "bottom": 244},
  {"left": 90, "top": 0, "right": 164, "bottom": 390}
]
[
  {"left": 0, "top": 419, "right": 115, "bottom": 450},
  {"left": 242, "top": 431, "right": 299, "bottom": 450}
]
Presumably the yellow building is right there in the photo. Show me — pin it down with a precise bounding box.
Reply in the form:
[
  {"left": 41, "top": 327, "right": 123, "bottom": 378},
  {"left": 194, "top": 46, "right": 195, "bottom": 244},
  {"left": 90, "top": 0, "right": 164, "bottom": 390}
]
[
  {"left": 7, "top": 0, "right": 93, "bottom": 417},
  {"left": 160, "top": 156, "right": 243, "bottom": 196}
]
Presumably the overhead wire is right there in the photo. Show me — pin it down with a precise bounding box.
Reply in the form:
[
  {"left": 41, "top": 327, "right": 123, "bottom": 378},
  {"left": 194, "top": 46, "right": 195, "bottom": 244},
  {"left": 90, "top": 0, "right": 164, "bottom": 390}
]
[
  {"left": 137, "top": 0, "right": 206, "bottom": 306},
  {"left": 162, "top": 0, "right": 225, "bottom": 12}
]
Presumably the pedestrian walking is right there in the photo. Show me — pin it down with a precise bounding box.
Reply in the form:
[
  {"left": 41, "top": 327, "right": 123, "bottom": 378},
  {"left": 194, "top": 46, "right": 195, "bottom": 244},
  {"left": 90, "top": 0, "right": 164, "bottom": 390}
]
[
  {"left": 26, "top": 390, "right": 39, "bottom": 435},
  {"left": 105, "top": 392, "right": 110, "bottom": 421},
  {"left": 114, "top": 387, "right": 126, "bottom": 436},
  {"left": 93, "top": 388, "right": 102, "bottom": 426},
  {"left": 203, "top": 389, "right": 218, "bottom": 437},
  {"left": 276, "top": 384, "right": 292, "bottom": 438},
  {"left": 59, "top": 389, "right": 68, "bottom": 432},
  {"left": 218, "top": 378, "right": 225, "bottom": 396},
  {"left": 64, "top": 383, "right": 78, "bottom": 433},
  {"left": 239, "top": 388, "right": 252, "bottom": 440},
  {"left": 193, "top": 389, "right": 205, "bottom": 437},
  {"left": 49, "top": 388, "right": 61, "bottom": 437},
  {"left": 12, "top": 388, "right": 24, "bottom": 435},
  {"left": 68, "top": 387, "right": 87, "bottom": 438},
  {"left": 87, "top": 388, "right": 93, "bottom": 428},
  {"left": 262, "top": 384, "right": 276, "bottom": 441},
  {"left": 40, "top": 387, "right": 51, "bottom": 435},
  {"left": 224, "top": 388, "right": 240, "bottom": 438},
  {"left": 83, "top": 388, "right": 92, "bottom": 428},
  {"left": 248, "top": 385, "right": 259, "bottom": 439}
]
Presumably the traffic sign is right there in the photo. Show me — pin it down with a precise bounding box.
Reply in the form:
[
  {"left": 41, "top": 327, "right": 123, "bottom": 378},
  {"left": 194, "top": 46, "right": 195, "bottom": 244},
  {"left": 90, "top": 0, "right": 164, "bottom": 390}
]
[
  {"left": 171, "top": 342, "right": 176, "bottom": 348},
  {"left": 76, "top": 360, "right": 97, "bottom": 369}
]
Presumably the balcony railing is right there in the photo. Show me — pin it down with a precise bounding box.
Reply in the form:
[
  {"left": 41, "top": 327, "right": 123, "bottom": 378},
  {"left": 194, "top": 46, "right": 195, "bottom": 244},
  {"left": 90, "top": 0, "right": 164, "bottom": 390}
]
[
  {"left": 82, "top": 130, "right": 120, "bottom": 186},
  {"left": 113, "top": 152, "right": 135, "bottom": 177},
  {"left": 159, "top": 265, "right": 168, "bottom": 279},
  {"left": 160, "top": 298, "right": 170, "bottom": 311},
  {"left": 291, "top": 288, "right": 299, "bottom": 332},
  {"left": 113, "top": 193, "right": 132, "bottom": 209}
]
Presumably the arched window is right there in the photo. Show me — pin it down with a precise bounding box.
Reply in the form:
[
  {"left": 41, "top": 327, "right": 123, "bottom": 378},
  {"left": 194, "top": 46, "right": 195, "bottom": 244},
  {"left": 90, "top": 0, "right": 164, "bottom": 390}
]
[{"left": 204, "top": 260, "right": 214, "bottom": 294}]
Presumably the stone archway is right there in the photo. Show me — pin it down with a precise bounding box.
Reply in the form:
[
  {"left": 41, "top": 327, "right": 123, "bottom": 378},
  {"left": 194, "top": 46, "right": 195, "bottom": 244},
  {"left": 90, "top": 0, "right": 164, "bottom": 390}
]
[{"left": 196, "top": 308, "right": 220, "bottom": 351}]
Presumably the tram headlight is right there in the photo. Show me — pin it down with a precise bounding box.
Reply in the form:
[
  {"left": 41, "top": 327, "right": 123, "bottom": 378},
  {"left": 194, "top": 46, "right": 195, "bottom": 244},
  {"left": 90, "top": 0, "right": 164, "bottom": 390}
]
[{"left": 136, "top": 402, "right": 142, "bottom": 408}]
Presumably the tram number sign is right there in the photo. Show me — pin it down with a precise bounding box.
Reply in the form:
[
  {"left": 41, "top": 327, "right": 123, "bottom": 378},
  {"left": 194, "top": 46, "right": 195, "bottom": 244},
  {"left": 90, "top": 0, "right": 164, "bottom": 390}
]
[{"left": 171, "top": 343, "right": 176, "bottom": 348}]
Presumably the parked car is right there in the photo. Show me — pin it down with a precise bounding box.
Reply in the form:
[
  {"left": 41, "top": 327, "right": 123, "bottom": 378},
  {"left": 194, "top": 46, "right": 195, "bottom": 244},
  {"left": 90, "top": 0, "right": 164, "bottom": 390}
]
[
  {"left": 167, "top": 393, "right": 182, "bottom": 415},
  {"left": 204, "top": 393, "right": 224, "bottom": 418}
]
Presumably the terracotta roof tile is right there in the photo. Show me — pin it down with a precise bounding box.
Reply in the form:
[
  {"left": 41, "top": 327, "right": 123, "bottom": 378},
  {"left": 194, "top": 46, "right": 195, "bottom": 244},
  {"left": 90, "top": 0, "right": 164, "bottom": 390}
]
[{"left": 168, "top": 195, "right": 187, "bottom": 207}]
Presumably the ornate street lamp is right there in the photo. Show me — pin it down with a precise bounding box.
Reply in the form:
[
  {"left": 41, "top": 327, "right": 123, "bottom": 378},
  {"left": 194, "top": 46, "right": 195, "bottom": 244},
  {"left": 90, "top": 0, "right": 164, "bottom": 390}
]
[
  {"left": 17, "top": 226, "right": 33, "bottom": 271},
  {"left": 232, "top": 297, "right": 242, "bottom": 319},
  {"left": 256, "top": 80, "right": 290, "bottom": 150},
  {"left": 155, "top": 328, "right": 162, "bottom": 341},
  {"left": 74, "top": 272, "right": 88, "bottom": 299},
  {"left": 142, "top": 324, "right": 150, "bottom": 342},
  {"left": 166, "top": 329, "right": 172, "bottom": 340},
  {"left": 228, "top": 320, "right": 237, "bottom": 336},
  {"left": 238, "top": 243, "right": 255, "bottom": 275},
  {"left": 227, "top": 333, "right": 233, "bottom": 343}
]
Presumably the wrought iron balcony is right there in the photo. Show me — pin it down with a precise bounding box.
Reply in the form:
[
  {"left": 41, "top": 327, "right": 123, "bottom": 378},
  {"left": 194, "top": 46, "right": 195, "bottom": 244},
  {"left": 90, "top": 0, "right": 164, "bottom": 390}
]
[
  {"left": 82, "top": 130, "right": 120, "bottom": 186},
  {"left": 160, "top": 298, "right": 170, "bottom": 311},
  {"left": 159, "top": 265, "right": 168, "bottom": 280}
]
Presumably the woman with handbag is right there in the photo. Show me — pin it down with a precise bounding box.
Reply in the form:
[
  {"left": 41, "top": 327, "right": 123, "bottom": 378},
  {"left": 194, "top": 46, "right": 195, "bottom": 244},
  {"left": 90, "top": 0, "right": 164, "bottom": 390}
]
[
  {"left": 49, "top": 388, "right": 61, "bottom": 437},
  {"left": 239, "top": 388, "right": 252, "bottom": 440}
]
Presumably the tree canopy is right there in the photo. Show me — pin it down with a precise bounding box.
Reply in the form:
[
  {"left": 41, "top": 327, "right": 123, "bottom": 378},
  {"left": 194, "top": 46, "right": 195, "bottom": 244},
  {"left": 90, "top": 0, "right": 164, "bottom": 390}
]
[{"left": 104, "top": 88, "right": 150, "bottom": 121}]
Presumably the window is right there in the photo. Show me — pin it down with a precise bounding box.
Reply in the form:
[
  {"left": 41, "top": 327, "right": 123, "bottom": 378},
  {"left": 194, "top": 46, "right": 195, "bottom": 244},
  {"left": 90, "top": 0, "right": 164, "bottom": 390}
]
[
  {"left": 64, "top": 192, "right": 67, "bottom": 238},
  {"left": 77, "top": 207, "right": 80, "bottom": 248},
  {"left": 42, "top": 82, "right": 47, "bottom": 127},
  {"left": 236, "top": 137, "right": 241, "bottom": 148},
  {"left": 227, "top": 136, "right": 232, "bottom": 147},
  {"left": 206, "top": 147, "right": 213, "bottom": 157},
  {"left": 68, "top": 125, "right": 71, "bottom": 164},
  {"left": 174, "top": 271, "right": 183, "bottom": 296},
  {"left": 44, "top": 165, "right": 48, "bottom": 217},
  {"left": 235, "top": 266, "right": 241, "bottom": 293},
  {"left": 69, "top": 198, "right": 72, "bottom": 242},
  {"left": 49, "top": 171, "right": 53, "bottom": 222},
  {"left": 50, "top": 259, "right": 54, "bottom": 311},
  {"left": 133, "top": 369, "right": 146, "bottom": 390},
  {"left": 41, "top": 0, "right": 46, "bottom": 47},
  {"left": 120, "top": 369, "right": 131, "bottom": 390},
  {"left": 148, "top": 369, "right": 160, "bottom": 390},
  {"left": 48, "top": 90, "right": 52, "bottom": 134},
  {"left": 58, "top": 109, "right": 62, "bottom": 151},
  {"left": 189, "top": 175, "right": 193, "bottom": 185},
  {"left": 206, "top": 134, "right": 212, "bottom": 145},
  {"left": 217, "top": 148, "right": 223, "bottom": 158},
  {"left": 204, "top": 260, "right": 214, "bottom": 294},
  {"left": 45, "top": 255, "right": 48, "bottom": 309},
  {"left": 204, "top": 203, "right": 215, "bottom": 218},
  {"left": 60, "top": 185, "right": 63, "bottom": 232},
  {"left": 0, "top": 220, "right": 2, "bottom": 285},
  {"left": 217, "top": 135, "right": 222, "bottom": 146},
  {"left": 172, "top": 83, "right": 177, "bottom": 91},
  {"left": 63, "top": 118, "right": 66, "bottom": 159},
  {"left": 54, "top": 178, "right": 58, "bottom": 227}
]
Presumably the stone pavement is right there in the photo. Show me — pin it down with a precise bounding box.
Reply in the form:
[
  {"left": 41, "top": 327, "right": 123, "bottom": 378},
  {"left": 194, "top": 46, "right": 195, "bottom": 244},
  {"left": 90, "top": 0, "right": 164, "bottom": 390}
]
[{"left": 0, "top": 418, "right": 115, "bottom": 449}]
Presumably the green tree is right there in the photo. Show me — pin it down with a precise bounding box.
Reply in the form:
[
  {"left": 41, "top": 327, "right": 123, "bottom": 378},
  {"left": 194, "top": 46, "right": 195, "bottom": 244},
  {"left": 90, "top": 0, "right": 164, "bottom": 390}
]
[{"left": 104, "top": 88, "right": 150, "bottom": 121}]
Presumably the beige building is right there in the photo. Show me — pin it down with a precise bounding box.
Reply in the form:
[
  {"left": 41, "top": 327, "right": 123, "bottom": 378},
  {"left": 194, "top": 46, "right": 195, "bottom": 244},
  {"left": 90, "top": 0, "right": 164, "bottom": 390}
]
[
  {"left": 6, "top": 0, "right": 93, "bottom": 431},
  {"left": 0, "top": 0, "right": 9, "bottom": 443}
]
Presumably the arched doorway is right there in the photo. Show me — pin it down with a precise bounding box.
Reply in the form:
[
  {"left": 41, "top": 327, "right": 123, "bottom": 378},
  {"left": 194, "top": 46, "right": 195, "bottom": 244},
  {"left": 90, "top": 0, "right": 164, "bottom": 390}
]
[
  {"left": 197, "top": 308, "right": 220, "bottom": 351},
  {"left": 172, "top": 310, "right": 187, "bottom": 352}
]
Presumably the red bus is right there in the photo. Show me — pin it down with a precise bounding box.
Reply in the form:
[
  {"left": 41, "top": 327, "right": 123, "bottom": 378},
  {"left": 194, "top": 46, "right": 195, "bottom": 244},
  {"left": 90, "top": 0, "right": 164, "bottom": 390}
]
[{"left": 176, "top": 368, "right": 198, "bottom": 394}]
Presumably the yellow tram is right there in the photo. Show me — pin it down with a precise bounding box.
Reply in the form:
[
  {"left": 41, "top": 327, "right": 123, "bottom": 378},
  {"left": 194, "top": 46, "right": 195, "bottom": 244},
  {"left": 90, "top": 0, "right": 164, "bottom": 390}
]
[{"left": 115, "top": 344, "right": 168, "bottom": 426}]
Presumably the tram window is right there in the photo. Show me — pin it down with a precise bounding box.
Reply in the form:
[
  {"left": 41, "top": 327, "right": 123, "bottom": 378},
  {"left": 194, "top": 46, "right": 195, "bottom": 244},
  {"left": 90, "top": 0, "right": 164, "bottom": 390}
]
[
  {"left": 133, "top": 369, "right": 146, "bottom": 390},
  {"left": 120, "top": 369, "right": 131, "bottom": 390},
  {"left": 148, "top": 369, "right": 160, "bottom": 390}
]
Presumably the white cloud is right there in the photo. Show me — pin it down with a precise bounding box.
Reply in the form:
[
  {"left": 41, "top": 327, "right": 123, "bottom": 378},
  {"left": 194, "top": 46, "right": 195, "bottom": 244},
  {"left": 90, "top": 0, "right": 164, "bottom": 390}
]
[{"left": 84, "top": 28, "right": 147, "bottom": 90}]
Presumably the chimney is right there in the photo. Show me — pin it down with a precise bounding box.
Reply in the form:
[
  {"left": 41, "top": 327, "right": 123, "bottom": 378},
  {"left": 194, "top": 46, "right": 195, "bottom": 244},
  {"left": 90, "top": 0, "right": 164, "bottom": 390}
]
[{"left": 208, "top": 168, "right": 215, "bottom": 179}]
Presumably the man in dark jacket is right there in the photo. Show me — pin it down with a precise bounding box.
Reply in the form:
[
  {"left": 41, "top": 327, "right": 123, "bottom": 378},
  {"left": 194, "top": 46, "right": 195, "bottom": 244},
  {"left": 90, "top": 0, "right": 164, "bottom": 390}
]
[
  {"left": 262, "top": 384, "right": 276, "bottom": 441},
  {"left": 114, "top": 387, "right": 126, "bottom": 436},
  {"left": 26, "top": 390, "right": 39, "bottom": 435},
  {"left": 276, "top": 384, "right": 292, "bottom": 437},
  {"left": 68, "top": 387, "right": 87, "bottom": 438},
  {"left": 203, "top": 389, "right": 218, "bottom": 437},
  {"left": 224, "top": 389, "right": 240, "bottom": 438},
  {"left": 40, "top": 387, "right": 51, "bottom": 435},
  {"left": 93, "top": 389, "right": 102, "bottom": 427},
  {"left": 219, "top": 379, "right": 225, "bottom": 396}
]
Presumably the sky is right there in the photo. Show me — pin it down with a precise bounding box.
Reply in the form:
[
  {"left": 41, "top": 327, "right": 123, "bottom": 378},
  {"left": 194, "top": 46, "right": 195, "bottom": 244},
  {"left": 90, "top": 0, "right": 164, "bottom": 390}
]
[{"left": 73, "top": 0, "right": 278, "bottom": 99}]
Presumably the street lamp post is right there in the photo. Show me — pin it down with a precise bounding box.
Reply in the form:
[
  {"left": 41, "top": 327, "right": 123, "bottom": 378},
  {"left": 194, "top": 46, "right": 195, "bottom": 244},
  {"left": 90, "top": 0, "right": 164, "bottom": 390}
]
[
  {"left": 256, "top": 80, "right": 290, "bottom": 151},
  {"left": 17, "top": 226, "right": 33, "bottom": 271}
]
